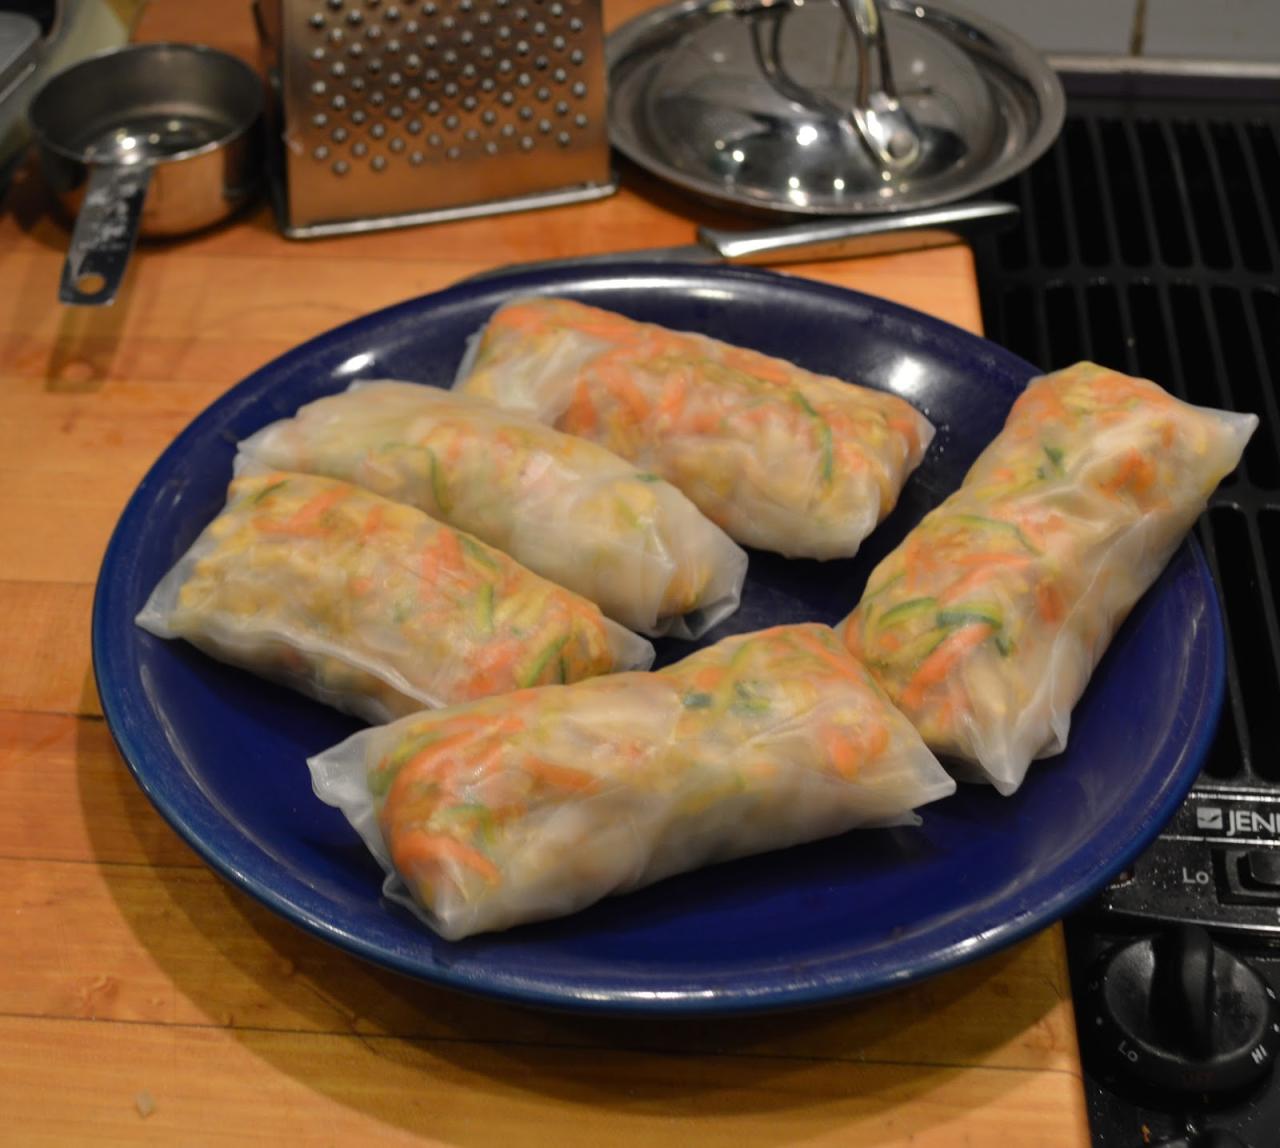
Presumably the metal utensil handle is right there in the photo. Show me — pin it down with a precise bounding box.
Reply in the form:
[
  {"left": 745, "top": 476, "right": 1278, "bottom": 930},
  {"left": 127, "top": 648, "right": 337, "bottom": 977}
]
[
  {"left": 698, "top": 200, "right": 1019, "bottom": 263},
  {"left": 745, "top": 2, "right": 818, "bottom": 112},
  {"left": 842, "top": 0, "right": 894, "bottom": 108},
  {"left": 733, "top": 0, "right": 922, "bottom": 172},
  {"left": 835, "top": 0, "right": 923, "bottom": 171},
  {"left": 59, "top": 164, "right": 151, "bottom": 307}
]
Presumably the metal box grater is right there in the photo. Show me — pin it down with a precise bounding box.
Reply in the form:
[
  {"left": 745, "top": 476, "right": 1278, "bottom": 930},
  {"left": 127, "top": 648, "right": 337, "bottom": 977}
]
[{"left": 255, "top": 0, "right": 616, "bottom": 237}]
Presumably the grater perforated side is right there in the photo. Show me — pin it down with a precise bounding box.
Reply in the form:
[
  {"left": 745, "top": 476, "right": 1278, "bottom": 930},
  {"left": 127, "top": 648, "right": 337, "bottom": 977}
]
[{"left": 273, "top": 0, "right": 615, "bottom": 235}]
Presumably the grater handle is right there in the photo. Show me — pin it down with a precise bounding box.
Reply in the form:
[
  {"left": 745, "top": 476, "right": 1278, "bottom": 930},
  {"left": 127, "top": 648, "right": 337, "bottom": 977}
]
[{"left": 697, "top": 200, "right": 1019, "bottom": 264}]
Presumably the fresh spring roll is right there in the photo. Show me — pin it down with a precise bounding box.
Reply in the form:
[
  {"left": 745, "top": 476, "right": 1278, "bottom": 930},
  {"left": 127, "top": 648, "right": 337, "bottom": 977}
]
[
  {"left": 453, "top": 296, "right": 935, "bottom": 560},
  {"left": 238, "top": 381, "right": 746, "bottom": 638},
  {"left": 136, "top": 470, "right": 654, "bottom": 724},
  {"left": 309, "top": 623, "right": 955, "bottom": 939},
  {"left": 841, "top": 362, "right": 1257, "bottom": 795}
]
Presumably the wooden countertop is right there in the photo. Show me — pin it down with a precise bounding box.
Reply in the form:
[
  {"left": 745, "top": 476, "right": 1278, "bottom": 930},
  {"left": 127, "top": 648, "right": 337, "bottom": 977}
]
[{"left": 0, "top": 1, "right": 1090, "bottom": 1143}]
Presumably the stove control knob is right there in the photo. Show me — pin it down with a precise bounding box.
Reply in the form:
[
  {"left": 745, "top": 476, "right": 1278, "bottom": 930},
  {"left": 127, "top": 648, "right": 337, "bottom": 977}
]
[
  {"left": 1152, "top": 1131, "right": 1250, "bottom": 1148},
  {"left": 1085, "top": 924, "right": 1280, "bottom": 1094}
]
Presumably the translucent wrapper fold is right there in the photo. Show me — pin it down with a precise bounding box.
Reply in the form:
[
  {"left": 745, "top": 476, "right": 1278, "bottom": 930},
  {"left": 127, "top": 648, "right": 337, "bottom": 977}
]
[
  {"left": 453, "top": 297, "right": 935, "bottom": 560},
  {"left": 308, "top": 623, "right": 955, "bottom": 939},
  {"left": 136, "top": 469, "right": 654, "bottom": 725},
  {"left": 841, "top": 362, "right": 1257, "bottom": 795},
  {"left": 238, "top": 381, "right": 746, "bottom": 638}
]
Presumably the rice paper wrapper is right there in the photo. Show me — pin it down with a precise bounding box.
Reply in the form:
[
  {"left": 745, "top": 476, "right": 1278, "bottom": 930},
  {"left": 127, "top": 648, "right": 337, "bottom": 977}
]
[
  {"left": 239, "top": 381, "right": 747, "bottom": 638},
  {"left": 309, "top": 623, "right": 955, "bottom": 939},
  {"left": 842, "top": 362, "right": 1257, "bottom": 795},
  {"left": 453, "top": 297, "right": 935, "bottom": 561},
  {"left": 136, "top": 467, "right": 653, "bottom": 725}
]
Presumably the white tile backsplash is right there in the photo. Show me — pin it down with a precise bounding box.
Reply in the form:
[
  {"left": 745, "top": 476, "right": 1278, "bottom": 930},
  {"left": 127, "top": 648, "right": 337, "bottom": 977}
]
[
  {"left": 955, "top": 0, "right": 1137, "bottom": 56},
  {"left": 956, "top": 0, "right": 1280, "bottom": 63},
  {"left": 1143, "top": 0, "right": 1280, "bottom": 61}
]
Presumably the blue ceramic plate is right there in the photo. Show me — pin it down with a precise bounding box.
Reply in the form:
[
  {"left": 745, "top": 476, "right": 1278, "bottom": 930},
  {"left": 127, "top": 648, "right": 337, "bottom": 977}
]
[{"left": 93, "top": 265, "right": 1222, "bottom": 1014}]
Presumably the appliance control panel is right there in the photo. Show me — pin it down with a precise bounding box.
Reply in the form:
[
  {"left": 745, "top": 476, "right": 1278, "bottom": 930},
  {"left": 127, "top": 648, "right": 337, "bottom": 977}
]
[{"left": 1096, "top": 790, "right": 1280, "bottom": 935}]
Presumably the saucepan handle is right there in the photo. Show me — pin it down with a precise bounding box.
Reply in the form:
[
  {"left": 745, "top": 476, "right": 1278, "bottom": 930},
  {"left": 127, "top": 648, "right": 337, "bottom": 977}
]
[
  {"left": 59, "top": 163, "right": 151, "bottom": 307},
  {"left": 698, "top": 200, "right": 1019, "bottom": 263}
]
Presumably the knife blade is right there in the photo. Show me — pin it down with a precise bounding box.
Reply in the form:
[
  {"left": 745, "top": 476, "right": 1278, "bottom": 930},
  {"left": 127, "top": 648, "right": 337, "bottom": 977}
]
[{"left": 462, "top": 200, "right": 1018, "bottom": 283}]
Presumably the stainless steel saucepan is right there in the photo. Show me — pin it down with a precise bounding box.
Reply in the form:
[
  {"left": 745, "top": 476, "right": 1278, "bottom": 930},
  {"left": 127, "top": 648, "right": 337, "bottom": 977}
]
[{"left": 28, "top": 42, "right": 264, "bottom": 306}]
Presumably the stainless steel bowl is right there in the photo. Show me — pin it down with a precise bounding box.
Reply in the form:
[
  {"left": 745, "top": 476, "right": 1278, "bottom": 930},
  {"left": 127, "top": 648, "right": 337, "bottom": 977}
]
[{"left": 28, "top": 42, "right": 264, "bottom": 305}]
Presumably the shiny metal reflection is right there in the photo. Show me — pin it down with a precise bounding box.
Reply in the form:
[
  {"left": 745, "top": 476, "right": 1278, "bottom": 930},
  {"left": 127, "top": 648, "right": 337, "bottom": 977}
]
[{"left": 607, "top": 0, "right": 1064, "bottom": 216}]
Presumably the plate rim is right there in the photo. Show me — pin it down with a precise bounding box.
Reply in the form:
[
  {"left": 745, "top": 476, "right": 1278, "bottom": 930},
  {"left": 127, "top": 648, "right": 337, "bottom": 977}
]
[{"left": 91, "top": 263, "right": 1222, "bottom": 1015}]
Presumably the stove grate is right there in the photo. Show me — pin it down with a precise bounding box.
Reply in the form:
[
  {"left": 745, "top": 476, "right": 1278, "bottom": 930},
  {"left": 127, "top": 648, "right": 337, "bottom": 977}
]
[{"left": 974, "top": 88, "right": 1280, "bottom": 795}]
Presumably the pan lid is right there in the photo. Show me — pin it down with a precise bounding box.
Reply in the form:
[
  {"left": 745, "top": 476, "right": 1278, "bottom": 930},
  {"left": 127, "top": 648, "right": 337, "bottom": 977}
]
[{"left": 607, "top": 0, "right": 1064, "bottom": 215}]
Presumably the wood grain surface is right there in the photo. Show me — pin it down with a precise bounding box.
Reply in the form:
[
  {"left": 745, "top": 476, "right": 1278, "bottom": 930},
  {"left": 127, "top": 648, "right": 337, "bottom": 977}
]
[{"left": 0, "top": 1, "right": 1089, "bottom": 1143}]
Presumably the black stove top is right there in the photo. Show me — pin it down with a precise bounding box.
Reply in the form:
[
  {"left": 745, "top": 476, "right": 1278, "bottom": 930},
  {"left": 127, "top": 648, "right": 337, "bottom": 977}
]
[{"left": 971, "top": 71, "right": 1280, "bottom": 1148}]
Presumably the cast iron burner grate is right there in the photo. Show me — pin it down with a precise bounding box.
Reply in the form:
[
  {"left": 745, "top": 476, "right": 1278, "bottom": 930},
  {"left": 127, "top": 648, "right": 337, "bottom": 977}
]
[
  {"left": 972, "top": 74, "right": 1280, "bottom": 1147},
  {"left": 976, "top": 87, "right": 1280, "bottom": 794},
  {"left": 974, "top": 80, "right": 1280, "bottom": 894}
]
